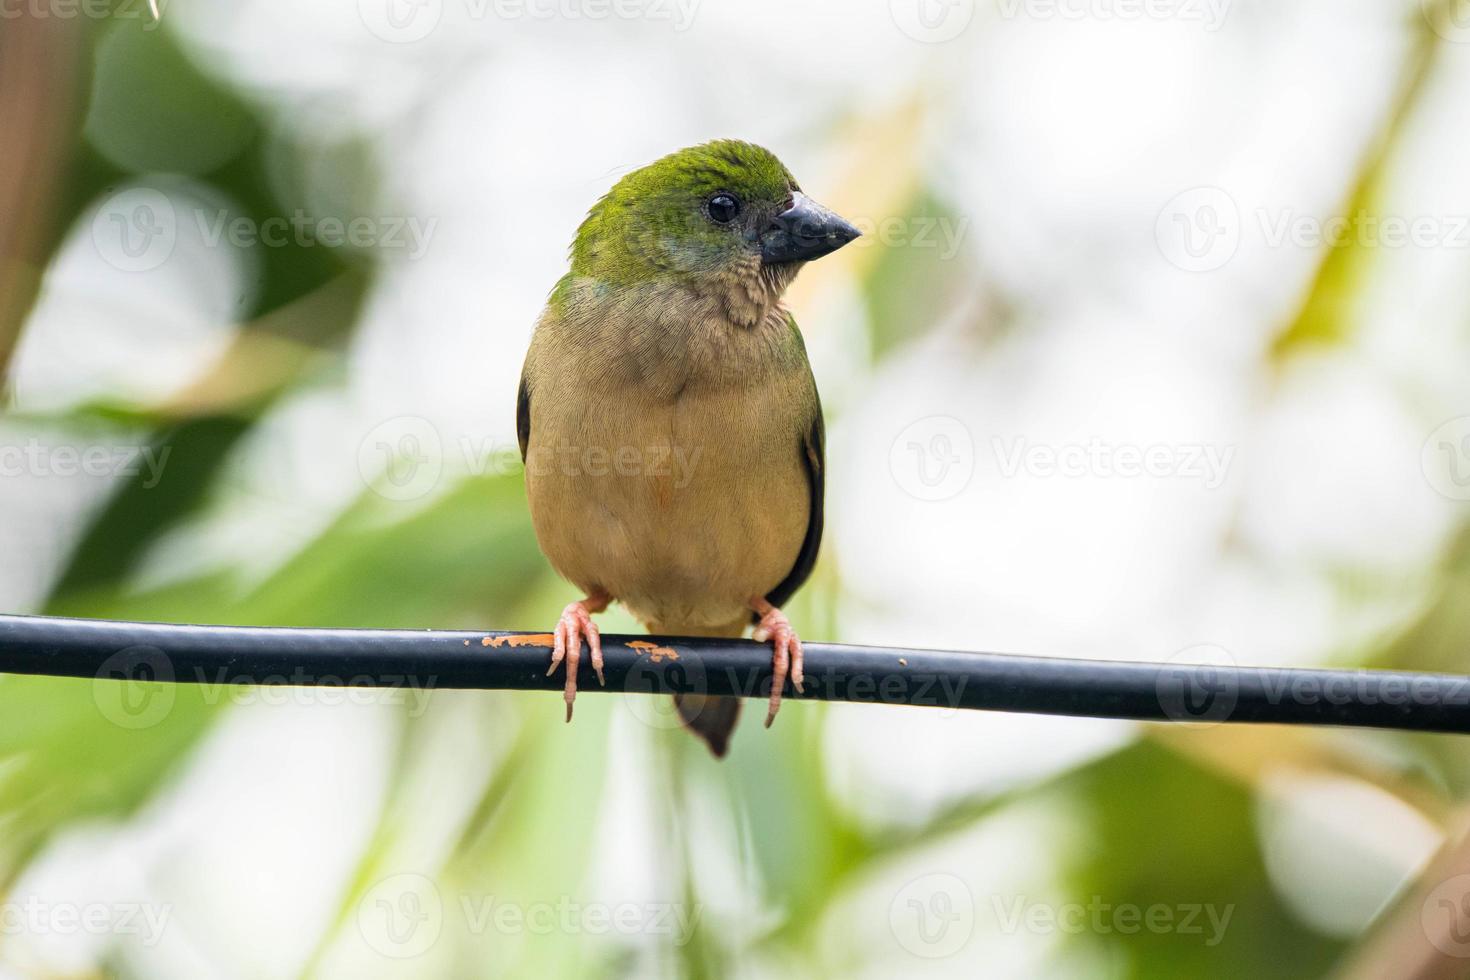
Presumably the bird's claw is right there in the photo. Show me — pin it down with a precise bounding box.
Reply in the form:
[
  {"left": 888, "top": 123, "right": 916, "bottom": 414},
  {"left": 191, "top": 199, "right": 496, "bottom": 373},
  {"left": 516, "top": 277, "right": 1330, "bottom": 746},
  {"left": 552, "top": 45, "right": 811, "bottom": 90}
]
[
  {"left": 752, "top": 600, "right": 804, "bottom": 728},
  {"left": 550, "top": 598, "right": 605, "bottom": 722}
]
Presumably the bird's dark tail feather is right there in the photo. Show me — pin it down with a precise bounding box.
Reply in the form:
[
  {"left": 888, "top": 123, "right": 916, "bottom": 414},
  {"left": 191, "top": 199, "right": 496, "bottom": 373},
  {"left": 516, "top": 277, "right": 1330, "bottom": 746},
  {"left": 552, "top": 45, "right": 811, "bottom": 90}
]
[
  {"left": 649, "top": 618, "right": 747, "bottom": 759},
  {"left": 673, "top": 694, "right": 743, "bottom": 757}
]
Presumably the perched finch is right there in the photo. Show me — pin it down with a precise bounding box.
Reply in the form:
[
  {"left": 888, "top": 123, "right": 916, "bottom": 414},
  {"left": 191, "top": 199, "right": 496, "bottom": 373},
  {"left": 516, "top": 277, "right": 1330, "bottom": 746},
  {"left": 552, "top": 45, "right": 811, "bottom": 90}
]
[{"left": 517, "top": 140, "right": 859, "bottom": 756}]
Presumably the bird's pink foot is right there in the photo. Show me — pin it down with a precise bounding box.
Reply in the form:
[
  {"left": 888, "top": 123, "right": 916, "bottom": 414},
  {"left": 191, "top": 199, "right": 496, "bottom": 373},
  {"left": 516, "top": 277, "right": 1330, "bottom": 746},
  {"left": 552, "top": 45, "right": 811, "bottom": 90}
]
[
  {"left": 750, "top": 597, "right": 804, "bottom": 727},
  {"left": 549, "top": 593, "right": 609, "bottom": 722}
]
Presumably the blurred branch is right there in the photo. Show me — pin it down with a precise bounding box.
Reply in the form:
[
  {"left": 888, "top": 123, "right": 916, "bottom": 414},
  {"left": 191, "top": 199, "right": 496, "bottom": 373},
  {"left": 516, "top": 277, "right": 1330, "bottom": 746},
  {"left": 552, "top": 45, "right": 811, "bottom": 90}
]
[
  {"left": 7, "top": 615, "right": 1470, "bottom": 733},
  {"left": 0, "top": 14, "right": 86, "bottom": 386},
  {"left": 1270, "top": 0, "right": 1450, "bottom": 358}
]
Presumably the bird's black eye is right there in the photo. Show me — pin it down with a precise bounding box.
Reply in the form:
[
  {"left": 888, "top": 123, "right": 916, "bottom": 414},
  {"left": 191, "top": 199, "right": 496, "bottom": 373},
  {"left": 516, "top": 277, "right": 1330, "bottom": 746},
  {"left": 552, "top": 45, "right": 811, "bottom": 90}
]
[{"left": 707, "top": 193, "right": 741, "bottom": 224}]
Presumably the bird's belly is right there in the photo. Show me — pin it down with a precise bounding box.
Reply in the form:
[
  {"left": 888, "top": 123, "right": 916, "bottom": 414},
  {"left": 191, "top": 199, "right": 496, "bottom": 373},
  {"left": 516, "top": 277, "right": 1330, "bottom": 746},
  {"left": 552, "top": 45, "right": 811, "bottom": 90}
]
[{"left": 526, "top": 388, "right": 809, "bottom": 630}]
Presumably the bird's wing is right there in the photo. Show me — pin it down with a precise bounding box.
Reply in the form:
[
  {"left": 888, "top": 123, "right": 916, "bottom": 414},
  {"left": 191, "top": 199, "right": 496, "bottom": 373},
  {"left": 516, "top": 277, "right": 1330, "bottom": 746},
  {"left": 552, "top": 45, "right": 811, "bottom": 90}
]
[
  {"left": 762, "top": 320, "right": 825, "bottom": 613},
  {"left": 516, "top": 370, "right": 531, "bottom": 463}
]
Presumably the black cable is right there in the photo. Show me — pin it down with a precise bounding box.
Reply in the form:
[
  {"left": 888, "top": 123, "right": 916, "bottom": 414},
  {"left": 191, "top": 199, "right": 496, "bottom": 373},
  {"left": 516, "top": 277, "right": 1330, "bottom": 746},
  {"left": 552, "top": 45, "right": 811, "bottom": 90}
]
[{"left": 2, "top": 613, "right": 1468, "bottom": 733}]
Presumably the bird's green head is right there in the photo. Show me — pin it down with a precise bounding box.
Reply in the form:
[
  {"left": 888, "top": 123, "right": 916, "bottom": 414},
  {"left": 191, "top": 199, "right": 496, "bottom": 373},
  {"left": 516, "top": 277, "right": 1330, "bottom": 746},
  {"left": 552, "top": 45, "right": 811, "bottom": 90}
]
[{"left": 564, "top": 140, "right": 860, "bottom": 306}]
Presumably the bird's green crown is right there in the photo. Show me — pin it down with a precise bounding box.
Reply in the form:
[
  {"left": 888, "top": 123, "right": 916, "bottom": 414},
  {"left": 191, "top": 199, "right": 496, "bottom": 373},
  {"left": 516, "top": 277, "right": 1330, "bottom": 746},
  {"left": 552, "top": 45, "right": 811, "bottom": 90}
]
[{"left": 562, "top": 140, "right": 800, "bottom": 292}]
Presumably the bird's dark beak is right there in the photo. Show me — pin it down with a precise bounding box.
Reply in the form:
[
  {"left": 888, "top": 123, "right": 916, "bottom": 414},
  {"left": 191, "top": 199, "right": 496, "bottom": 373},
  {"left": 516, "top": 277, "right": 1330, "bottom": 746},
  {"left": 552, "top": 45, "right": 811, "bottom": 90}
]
[{"left": 759, "top": 193, "right": 861, "bottom": 264}]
